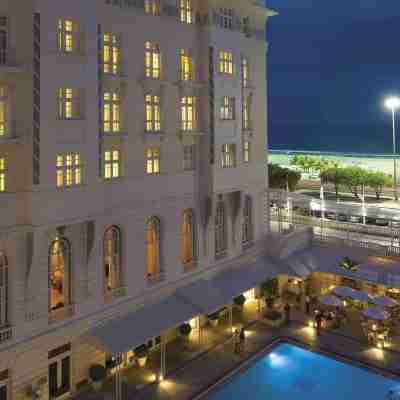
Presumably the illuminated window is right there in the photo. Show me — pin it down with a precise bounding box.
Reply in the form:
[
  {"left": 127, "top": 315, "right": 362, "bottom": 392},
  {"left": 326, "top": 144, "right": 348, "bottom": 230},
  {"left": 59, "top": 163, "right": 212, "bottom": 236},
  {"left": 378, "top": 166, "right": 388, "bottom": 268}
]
[
  {"left": 145, "top": 95, "right": 161, "bottom": 132},
  {"left": 221, "top": 144, "right": 235, "bottom": 168},
  {"left": 103, "top": 33, "right": 120, "bottom": 75},
  {"left": 219, "top": 50, "right": 233, "bottom": 75},
  {"left": 104, "top": 150, "right": 120, "bottom": 179},
  {"left": 0, "top": 87, "right": 7, "bottom": 136},
  {"left": 103, "top": 92, "right": 120, "bottom": 133},
  {"left": 180, "top": 49, "right": 194, "bottom": 81},
  {"left": 145, "top": 41, "right": 161, "bottom": 79},
  {"left": 220, "top": 97, "right": 235, "bottom": 120},
  {"left": 242, "top": 196, "right": 253, "bottom": 244},
  {"left": 103, "top": 226, "right": 122, "bottom": 292},
  {"left": 242, "top": 96, "right": 251, "bottom": 130},
  {"left": 181, "top": 96, "right": 196, "bottom": 131},
  {"left": 182, "top": 210, "right": 195, "bottom": 265},
  {"left": 145, "top": 0, "right": 160, "bottom": 15},
  {"left": 57, "top": 19, "right": 79, "bottom": 53},
  {"left": 183, "top": 144, "right": 195, "bottom": 171},
  {"left": 0, "top": 252, "right": 8, "bottom": 326},
  {"left": 243, "top": 141, "right": 251, "bottom": 163},
  {"left": 146, "top": 147, "right": 160, "bottom": 175},
  {"left": 215, "top": 202, "right": 227, "bottom": 257},
  {"left": 58, "top": 88, "right": 81, "bottom": 119},
  {"left": 56, "top": 153, "right": 82, "bottom": 188},
  {"left": 180, "top": 0, "right": 193, "bottom": 24},
  {"left": 0, "top": 157, "right": 5, "bottom": 192},
  {"left": 241, "top": 56, "right": 249, "bottom": 88},
  {"left": 219, "top": 8, "right": 233, "bottom": 30},
  {"left": 146, "top": 217, "right": 161, "bottom": 279},
  {"left": 0, "top": 17, "right": 8, "bottom": 65},
  {"left": 49, "top": 238, "right": 71, "bottom": 311}
]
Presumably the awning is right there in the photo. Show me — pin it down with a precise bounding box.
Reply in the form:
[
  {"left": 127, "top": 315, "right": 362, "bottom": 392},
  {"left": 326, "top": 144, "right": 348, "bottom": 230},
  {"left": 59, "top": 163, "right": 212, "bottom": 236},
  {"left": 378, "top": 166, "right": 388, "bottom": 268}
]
[{"left": 88, "top": 294, "right": 198, "bottom": 355}]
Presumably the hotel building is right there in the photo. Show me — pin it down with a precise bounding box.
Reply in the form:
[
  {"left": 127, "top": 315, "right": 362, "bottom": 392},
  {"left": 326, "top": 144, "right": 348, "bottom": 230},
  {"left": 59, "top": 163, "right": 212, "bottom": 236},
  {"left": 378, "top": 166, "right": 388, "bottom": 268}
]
[{"left": 0, "top": 1, "right": 276, "bottom": 399}]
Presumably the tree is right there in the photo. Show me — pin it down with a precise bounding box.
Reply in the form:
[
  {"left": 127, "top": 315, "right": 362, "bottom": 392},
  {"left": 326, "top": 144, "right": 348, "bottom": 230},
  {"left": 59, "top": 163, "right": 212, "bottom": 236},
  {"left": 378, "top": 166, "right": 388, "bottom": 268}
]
[
  {"left": 365, "top": 171, "right": 392, "bottom": 200},
  {"left": 268, "top": 164, "right": 301, "bottom": 191},
  {"left": 341, "top": 166, "right": 368, "bottom": 199},
  {"left": 320, "top": 166, "right": 345, "bottom": 200}
]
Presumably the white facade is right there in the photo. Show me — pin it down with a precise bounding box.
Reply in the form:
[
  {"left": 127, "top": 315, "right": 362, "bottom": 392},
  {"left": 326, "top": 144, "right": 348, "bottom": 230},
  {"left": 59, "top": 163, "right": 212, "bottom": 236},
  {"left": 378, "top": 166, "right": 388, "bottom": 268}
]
[{"left": 0, "top": 0, "right": 274, "bottom": 399}]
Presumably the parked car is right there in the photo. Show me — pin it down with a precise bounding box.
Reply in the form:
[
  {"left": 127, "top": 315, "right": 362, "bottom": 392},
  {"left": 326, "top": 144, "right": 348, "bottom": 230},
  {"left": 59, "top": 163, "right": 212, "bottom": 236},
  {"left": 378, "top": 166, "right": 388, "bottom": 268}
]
[
  {"left": 338, "top": 214, "right": 348, "bottom": 222},
  {"left": 349, "top": 216, "right": 362, "bottom": 223},
  {"left": 392, "top": 220, "right": 400, "bottom": 228},
  {"left": 325, "top": 212, "right": 337, "bottom": 220}
]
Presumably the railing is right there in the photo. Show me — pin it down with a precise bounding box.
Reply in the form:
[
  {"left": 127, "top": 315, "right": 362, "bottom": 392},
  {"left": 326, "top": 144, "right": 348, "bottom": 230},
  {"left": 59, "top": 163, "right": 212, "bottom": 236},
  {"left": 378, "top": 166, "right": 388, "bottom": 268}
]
[
  {"left": 105, "top": 286, "right": 127, "bottom": 301},
  {"left": 49, "top": 304, "right": 74, "bottom": 323},
  {"left": 146, "top": 271, "right": 166, "bottom": 285},
  {"left": 0, "top": 325, "right": 12, "bottom": 344}
]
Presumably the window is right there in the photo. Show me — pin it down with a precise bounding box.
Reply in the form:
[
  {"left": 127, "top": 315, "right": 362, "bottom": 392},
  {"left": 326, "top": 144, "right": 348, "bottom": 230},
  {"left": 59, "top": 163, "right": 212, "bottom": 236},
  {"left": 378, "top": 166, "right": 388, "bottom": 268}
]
[
  {"left": 180, "top": 0, "right": 193, "bottom": 24},
  {"left": 145, "top": 42, "right": 161, "bottom": 79},
  {"left": 145, "top": 94, "right": 161, "bottom": 132},
  {"left": 215, "top": 202, "right": 227, "bottom": 257},
  {"left": 0, "top": 253, "right": 8, "bottom": 327},
  {"left": 145, "top": 0, "right": 160, "bottom": 15},
  {"left": 0, "top": 87, "right": 7, "bottom": 136},
  {"left": 220, "top": 97, "right": 235, "bottom": 120},
  {"left": 219, "top": 8, "right": 233, "bottom": 30},
  {"left": 58, "top": 88, "right": 81, "bottom": 119},
  {"left": 183, "top": 144, "right": 195, "bottom": 171},
  {"left": 103, "top": 92, "right": 120, "bottom": 133},
  {"left": 180, "top": 49, "right": 194, "bottom": 81},
  {"left": 243, "top": 141, "right": 251, "bottom": 163},
  {"left": 0, "top": 371, "right": 8, "bottom": 400},
  {"left": 146, "top": 147, "right": 160, "bottom": 175},
  {"left": 221, "top": 144, "right": 235, "bottom": 168},
  {"left": 182, "top": 210, "right": 195, "bottom": 265},
  {"left": 57, "top": 19, "right": 79, "bottom": 53},
  {"left": 242, "top": 95, "right": 251, "bottom": 130},
  {"left": 56, "top": 153, "right": 82, "bottom": 187},
  {"left": 242, "top": 16, "right": 250, "bottom": 35},
  {"left": 242, "top": 196, "right": 253, "bottom": 245},
  {"left": 103, "top": 33, "right": 120, "bottom": 75},
  {"left": 104, "top": 150, "right": 121, "bottom": 179},
  {"left": 103, "top": 226, "right": 122, "bottom": 292},
  {"left": 146, "top": 217, "right": 161, "bottom": 279},
  {"left": 219, "top": 51, "right": 233, "bottom": 75},
  {"left": 49, "top": 238, "right": 71, "bottom": 312},
  {"left": 0, "top": 158, "right": 6, "bottom": 192},
  {"left": 181, "top": 96, "right": 196, "bottom": 131},
  {"left": 0, "top": 17, "right": 8, "bottom": 65},
  {"left": 48, "top": 350, "right": 71, "bottom": 400},
  {"left": 241, "top": 57, "right": 249, "bottom": 88}
]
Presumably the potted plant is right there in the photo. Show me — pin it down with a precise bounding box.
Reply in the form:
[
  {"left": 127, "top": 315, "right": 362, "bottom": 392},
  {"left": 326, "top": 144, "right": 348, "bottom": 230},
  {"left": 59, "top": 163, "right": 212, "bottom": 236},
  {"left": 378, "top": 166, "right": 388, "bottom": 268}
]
[
  {"left": 208, "top": 312, "right": 219, "bottom": 327},
  {"left": 233, "top": 294, "right": 246, "bottom": 309},
  {"left": 135, "top": 344, "right": 149, "bottom": 367},
  {"left": 261, "top": 278, "right": 278, "bottom": 308},
  {"left": 89, "top": 364, "right": 106, "bottom": 391}
]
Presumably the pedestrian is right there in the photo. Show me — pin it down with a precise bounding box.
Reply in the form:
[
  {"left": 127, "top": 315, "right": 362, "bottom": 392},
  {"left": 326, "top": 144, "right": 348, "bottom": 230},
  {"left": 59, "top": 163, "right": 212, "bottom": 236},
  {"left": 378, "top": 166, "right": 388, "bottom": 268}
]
[
  {"left": 315, "top": 311, "right": 322, "bottom": 336},
  {"left": 239, "top": 327, "right": 246, "bottom": 353},
  {"left": 233, "top": 329, "right": 240, "bottom": 354},
  {"left": 284, "top": 303, "right": 291, "bottom": 325},
  {"left": 296, "top": 293, "right": 302, "bottom": 310},
  {"left": 305, "top": 294, "right": 311, "bottom": 314}
]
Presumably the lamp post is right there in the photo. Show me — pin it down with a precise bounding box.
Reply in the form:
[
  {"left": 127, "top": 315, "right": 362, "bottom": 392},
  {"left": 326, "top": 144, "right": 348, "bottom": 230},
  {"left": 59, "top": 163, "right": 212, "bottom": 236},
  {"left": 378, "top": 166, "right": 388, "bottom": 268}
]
[{"left": 385, "top": 97, "right": 400, "bottom": 201}]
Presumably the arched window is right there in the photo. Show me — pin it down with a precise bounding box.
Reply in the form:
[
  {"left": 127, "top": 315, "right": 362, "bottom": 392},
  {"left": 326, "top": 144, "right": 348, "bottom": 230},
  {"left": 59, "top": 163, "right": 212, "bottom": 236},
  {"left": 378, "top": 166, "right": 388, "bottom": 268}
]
[
  {"left": 146, "top": 217, "right": 161, "bottom": 279},
  {"left": 182, "top": 210, "right": 195, "bottom": 265},
  {"left": 242, "top": 196, "right": 253, "bottom": 245},
  {"left": 215, "top": 201, "right": 227, "bottom": 257},
  {"left": 49, "top": 238, "right": 71, "bottom": 311},
  {"left": 103, "top": 226, "right": 122, "bottom": 292},
  {"left": 0, "top": 252, "right": 8, "bottom": 326}
]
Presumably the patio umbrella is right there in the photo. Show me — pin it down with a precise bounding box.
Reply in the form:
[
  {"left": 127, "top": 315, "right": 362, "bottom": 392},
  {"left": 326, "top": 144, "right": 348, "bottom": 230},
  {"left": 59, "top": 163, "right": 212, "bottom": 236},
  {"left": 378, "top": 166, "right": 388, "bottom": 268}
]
[
  {"left": 332, "top": 286, "right": 356, "bottom": 298},
  {"left": 318, "top": 295, "right": 343, "bottom": 307},
  {"left": 348, "top": 290, "right": 371, "bottom": 303},
  {"left": 370, "top": 296, "right": 398, "bottom": 308},
  {"left": 362, "top": 307, "right": 390, "bottom": 321}
]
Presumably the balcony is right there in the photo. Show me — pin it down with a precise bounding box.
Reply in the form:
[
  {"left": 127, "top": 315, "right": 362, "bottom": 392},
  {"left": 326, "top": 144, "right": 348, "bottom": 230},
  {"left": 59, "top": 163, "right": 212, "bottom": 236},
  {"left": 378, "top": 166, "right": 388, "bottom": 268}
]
[
  {"left": 0, "top": 48, "right": 24, "bottom": 73},
  {"left": 49, "top": 304, "right": 74, "bottom": 323},
  {"left": 178, "top": 129, "right": 204, "bottom": 145},
  {"left": 105, "top": 286, "right": 127, "bottom": 302},
  {"left": 0, "top": 121, "right": 25, "bottom": 144},
  {"left": 146, "top": 271, "right": 166, "bottom": 286},
  {"left": 0, "top": 325, "right": 13, "bottom": 344}
]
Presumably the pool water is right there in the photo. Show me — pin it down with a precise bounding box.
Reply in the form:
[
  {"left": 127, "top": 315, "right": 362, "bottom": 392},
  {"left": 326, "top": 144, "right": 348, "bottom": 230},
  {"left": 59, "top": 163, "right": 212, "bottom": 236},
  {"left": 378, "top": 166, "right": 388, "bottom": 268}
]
[{"left": 209, "top": 343, "right": 399, "bottom": 400}]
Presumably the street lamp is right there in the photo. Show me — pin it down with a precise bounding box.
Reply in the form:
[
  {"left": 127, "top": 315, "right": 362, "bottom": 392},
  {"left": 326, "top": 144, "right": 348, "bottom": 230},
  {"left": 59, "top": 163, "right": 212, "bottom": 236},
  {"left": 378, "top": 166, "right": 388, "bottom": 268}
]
[{"left": 385, "top": 96, "right": 400, "bottom": 201}]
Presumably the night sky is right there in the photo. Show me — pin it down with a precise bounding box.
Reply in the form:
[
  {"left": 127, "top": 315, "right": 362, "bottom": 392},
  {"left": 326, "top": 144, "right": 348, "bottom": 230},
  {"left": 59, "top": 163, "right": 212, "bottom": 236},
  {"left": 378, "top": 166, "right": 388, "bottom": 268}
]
[{"left": 266, "top": 1, "right": 400, "bottom": 154}]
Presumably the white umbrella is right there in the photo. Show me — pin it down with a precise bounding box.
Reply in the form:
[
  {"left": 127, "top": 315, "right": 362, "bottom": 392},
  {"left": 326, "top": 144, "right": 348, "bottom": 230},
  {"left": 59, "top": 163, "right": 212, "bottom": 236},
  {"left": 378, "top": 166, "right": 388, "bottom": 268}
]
[
  {"left": 348, "top": 290, "right": 371, "bottom": 303},
  {"left": 362, "top": 307, "right": 390, "bottom": 321},
  {"left": 332, "top": 286, "right": 356, "bottom": 298},
  {"left": 371, "top": 296, "right": 398, "bottom": 308},
  {"left": 318, "top": 295, "right": 343, "bottom": 307}
]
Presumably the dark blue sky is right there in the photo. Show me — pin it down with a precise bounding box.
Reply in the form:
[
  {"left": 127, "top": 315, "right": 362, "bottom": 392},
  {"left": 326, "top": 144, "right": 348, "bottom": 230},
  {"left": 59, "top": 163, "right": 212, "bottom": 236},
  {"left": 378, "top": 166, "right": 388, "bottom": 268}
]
[{"left": 266, "top": 1, "right": 400, "bottom": 154}]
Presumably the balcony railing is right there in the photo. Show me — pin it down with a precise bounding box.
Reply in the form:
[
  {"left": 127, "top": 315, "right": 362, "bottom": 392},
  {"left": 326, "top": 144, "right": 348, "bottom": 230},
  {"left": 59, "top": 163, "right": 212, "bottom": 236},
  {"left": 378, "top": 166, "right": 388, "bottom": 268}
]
[
  {"left": 0, "top": 121, "right": 24, "bottom": 144},
  {"left": 0, "top": 48, "right": 22, "bottom": 71},
  {"left": 146, "top": 271, "right": 166, "bottom": 285},
  {"left": 0, "top": 325, "right": 13, "bottom": 344},
  {"left": 105, "top": 286, "right": 127, "bottom": 302},
  {"left": 49, "top": 304, "right": 74, "bottom": 323}
]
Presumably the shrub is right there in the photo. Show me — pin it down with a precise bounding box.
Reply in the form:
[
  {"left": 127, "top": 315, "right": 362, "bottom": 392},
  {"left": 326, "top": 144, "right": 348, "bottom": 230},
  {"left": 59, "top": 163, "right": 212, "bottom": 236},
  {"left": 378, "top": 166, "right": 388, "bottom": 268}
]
[
  {"left": 261, "top": 278, "right": 278, "bottom": 299},
  {"left": 89, "top": 365, "right": 106, "bottom": 382},
  {"left": 264, "top": 310, "right": 282, "bottom": 321},
  {"left": 233, "top": 294, "right": 246, "bottom": 307},
  {"left": 134, "top": 344, "right": 149, "bottom": 358},
  {"left": 179, "top": 323, "right": 192, "bottom": 337}
]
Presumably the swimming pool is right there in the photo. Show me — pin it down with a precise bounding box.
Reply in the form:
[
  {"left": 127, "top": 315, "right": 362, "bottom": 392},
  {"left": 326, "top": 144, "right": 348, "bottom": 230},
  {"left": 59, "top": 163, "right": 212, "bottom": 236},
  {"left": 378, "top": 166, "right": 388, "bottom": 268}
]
[{"left": 208, "top": 343, "right": 399, "bottom": 400}]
